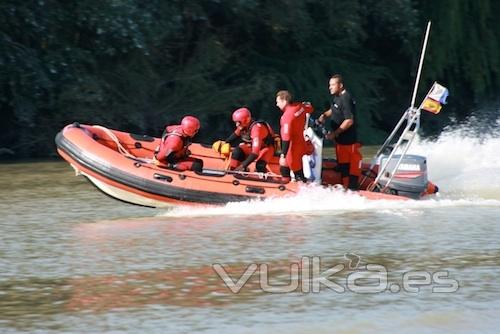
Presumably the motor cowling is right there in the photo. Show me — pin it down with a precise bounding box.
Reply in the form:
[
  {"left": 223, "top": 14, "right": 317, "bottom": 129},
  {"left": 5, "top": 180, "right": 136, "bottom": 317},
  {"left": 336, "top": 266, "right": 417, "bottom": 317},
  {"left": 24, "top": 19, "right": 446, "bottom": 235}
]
[{"left": 373, "top": 154, "right": 431, "bottom": 199}]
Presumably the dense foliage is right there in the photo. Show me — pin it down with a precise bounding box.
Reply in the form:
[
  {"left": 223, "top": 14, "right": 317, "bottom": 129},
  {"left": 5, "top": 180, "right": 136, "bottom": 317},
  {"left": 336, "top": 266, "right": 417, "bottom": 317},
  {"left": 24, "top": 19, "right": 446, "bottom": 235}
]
[{"left": 1, "top": 0, "right": 499, "bottom": 158}]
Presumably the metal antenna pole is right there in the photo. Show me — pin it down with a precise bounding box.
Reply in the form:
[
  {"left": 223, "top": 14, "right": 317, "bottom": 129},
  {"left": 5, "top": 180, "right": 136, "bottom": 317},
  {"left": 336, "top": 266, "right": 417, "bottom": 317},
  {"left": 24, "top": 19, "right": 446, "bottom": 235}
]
[
  {"left": 410, "top": 21, "right": 431, "bottom": 109},
  {"left": 365, "top": 21, "right": 433, "bottom": 193}
]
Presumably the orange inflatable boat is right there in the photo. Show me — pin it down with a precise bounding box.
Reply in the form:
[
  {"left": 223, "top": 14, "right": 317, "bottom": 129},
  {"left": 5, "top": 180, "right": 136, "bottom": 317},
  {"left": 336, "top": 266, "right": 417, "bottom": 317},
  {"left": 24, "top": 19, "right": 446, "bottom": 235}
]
[{"left": 55, "top": 123, "right": 438, "bottom": 207}]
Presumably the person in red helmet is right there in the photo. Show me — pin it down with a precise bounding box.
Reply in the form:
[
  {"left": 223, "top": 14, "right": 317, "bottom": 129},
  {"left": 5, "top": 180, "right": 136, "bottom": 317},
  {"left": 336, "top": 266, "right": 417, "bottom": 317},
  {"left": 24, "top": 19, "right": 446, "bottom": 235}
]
[
  {"left": 219, "top": 107, "right": 275, "bottom": 172},
  {"left": 276, "top": 90, "right": 314, "bottom": 182},
  {"left": 154, "top": 116, "right": 203, "bottom": 172}
]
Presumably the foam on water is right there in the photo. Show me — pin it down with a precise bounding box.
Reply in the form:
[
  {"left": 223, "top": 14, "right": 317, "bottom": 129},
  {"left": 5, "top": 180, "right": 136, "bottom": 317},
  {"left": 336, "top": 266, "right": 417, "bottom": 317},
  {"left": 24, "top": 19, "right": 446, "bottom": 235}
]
[
  {"left": 409, "top": 116, "right": 500, "bottom": 197},
  {"left": 161, "top": 113, "right": 500, "bottom": 218},
  {"left": 160, "top": 185, "right": 500, "bottom": 218}
]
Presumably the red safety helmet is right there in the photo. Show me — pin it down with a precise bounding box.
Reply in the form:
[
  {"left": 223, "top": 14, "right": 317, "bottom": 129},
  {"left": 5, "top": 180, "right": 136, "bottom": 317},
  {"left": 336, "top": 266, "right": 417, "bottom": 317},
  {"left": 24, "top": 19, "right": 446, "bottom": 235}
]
[
  {"left": 181, "top": 116, "right": 200, "bottom": 137},
  {"left": 232, "top": 107, "right": 252, "bottom": 127}
]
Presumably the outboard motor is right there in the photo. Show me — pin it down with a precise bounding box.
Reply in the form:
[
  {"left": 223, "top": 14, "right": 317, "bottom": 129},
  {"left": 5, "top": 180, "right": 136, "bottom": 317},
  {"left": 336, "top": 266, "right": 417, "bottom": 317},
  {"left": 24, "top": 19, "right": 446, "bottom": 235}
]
[{"left": 373, "top": 154, "right": 430, "bottom": 199}]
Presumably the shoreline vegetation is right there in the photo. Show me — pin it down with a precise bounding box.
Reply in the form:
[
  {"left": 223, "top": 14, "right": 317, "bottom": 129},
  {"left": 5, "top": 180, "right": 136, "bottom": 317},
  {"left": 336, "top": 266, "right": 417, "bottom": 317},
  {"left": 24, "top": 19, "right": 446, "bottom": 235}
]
[{"left": 1, "top": 1, "right": 499, "bottom": 160}]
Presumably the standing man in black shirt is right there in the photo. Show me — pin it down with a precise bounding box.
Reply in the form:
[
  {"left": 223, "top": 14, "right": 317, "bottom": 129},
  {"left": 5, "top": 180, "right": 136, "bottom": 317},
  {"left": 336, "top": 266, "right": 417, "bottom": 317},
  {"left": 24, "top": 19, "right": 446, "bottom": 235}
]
[{"left": 318, "top": 74, "right": 362, "bottom": 190}]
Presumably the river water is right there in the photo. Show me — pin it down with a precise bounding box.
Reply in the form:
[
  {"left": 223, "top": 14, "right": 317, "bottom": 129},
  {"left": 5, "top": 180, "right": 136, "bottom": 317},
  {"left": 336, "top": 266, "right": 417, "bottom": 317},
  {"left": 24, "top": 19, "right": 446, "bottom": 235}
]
[{"left": 1, "top": 124, "right": 500, "bottom": 333}]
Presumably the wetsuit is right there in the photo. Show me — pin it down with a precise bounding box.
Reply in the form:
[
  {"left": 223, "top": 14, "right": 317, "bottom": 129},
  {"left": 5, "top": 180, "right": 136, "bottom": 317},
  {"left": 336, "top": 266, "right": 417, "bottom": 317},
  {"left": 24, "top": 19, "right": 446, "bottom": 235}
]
[
  {"left": 280, "top": 102, "right": 314, "bottom": 180},
  {"left": 155, "top": 125, "right": 203, "bottom": 172},
  {"left": 226, "top": 121, "right": 275, "bottom": 172},
  {"left": 331, "top": 90, "right": 362, "bottom": 189}
]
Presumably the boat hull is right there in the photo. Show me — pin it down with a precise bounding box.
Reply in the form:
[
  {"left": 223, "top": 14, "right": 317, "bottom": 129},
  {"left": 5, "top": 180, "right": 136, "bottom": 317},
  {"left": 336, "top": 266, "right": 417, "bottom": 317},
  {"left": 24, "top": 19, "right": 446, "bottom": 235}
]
[{"left": 55, "top": 123, "right": 424, "bottom": 207}]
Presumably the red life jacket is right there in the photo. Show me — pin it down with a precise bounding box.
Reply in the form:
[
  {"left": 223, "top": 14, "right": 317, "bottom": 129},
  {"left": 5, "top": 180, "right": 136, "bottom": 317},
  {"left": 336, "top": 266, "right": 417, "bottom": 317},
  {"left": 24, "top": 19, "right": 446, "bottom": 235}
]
[
  {"left": 162, "top": 125, "right": 191, "bottom": 147},
  {"left": 156, "top": 125, "right": 191, "bottom": 162},
  {"left": 240, "top": 121, "right": 274, "bottom": 146}
]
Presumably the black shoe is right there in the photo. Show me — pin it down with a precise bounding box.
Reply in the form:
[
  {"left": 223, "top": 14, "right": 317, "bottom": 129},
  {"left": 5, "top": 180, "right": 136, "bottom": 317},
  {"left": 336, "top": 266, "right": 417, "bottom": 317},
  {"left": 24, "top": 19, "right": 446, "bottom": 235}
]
[
  {"left": 294, "top": 169, "right": 308, "bottom": 183},
  {"left": 348, "top": 175, "right": 359, "bottom": 190}
]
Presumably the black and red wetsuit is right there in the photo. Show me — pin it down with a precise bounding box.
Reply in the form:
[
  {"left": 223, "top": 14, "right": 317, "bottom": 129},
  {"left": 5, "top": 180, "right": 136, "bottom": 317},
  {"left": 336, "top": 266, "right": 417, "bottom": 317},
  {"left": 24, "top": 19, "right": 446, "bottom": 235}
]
[
  {"left": 156, "top": 125, "right": 203, "bottom": 172},
  {"left": 227, "top": 121, "right": 275, "bottom": 172},
  {"left": 330, "top": 90, "right": 362, "bottom": 189}
]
